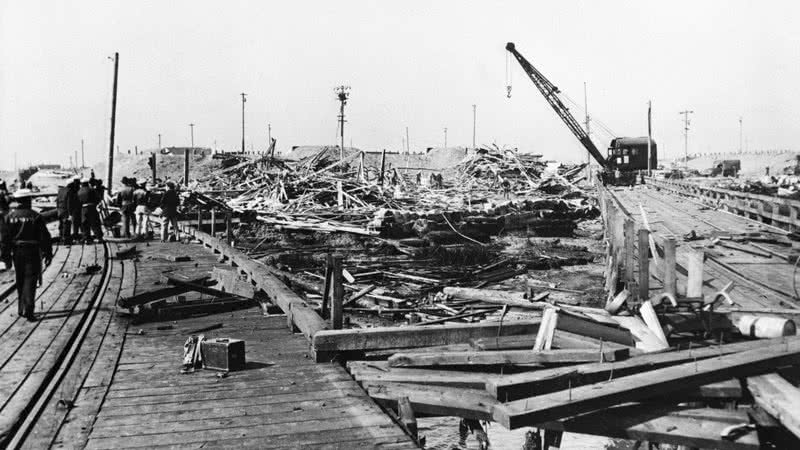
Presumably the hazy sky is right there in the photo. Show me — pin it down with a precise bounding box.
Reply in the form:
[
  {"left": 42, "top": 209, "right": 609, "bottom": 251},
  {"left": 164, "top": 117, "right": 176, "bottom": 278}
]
[{"left": 2, "top": 1, "right": 799, "bottom": 170}]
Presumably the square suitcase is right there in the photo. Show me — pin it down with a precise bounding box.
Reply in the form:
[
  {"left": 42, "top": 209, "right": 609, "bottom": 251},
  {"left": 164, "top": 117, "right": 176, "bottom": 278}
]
[{"left": 201, "top": 338, "right": 246, "bottom": 372}]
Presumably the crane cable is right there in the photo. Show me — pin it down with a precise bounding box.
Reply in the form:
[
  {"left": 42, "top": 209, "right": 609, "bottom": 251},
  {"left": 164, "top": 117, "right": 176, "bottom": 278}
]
[{"left": 505, "top": 52, "right": 512, "bottom": 98}]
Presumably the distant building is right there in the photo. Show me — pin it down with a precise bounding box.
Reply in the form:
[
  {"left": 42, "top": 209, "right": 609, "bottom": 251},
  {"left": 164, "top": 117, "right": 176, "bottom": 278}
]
[
  {"left": 161, "top": 147, "right": 213, "bottom": 156},
  {"left": 37, "top": 164, "right": 61, "bottom": 170}
]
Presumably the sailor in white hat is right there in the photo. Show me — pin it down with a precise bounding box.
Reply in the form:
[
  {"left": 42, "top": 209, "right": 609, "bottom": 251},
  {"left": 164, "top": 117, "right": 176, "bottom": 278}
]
[{"left": 0, "top": 188, "right": 53, "bottom": 321}]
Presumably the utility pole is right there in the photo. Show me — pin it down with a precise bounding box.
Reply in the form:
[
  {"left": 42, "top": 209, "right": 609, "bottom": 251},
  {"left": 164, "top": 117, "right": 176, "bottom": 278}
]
[
  {"left": 679, "top": 110, "right": 694, "bottom": 166},
  {"left": 335, "top": 85, "right": 350, "bottom": 162},
  {"left": 405, "top": 127, "right": 410, "bottom": 154},
  {"left": 444, "top": 127, "right": 447, "bottom": 147},
  {"left": 186, "top": 123, "right": 194, "bottom": 186},
  {"left": 739, "top": 116, "right": 743, "bottom": 154},
  {"left": 583, "top": 82, "right": 591, "bottom": 166},
  {"left": 647, "top": 100, "right": 652, "bottom": 174},
  {"left": 107, "top": 52, "right": 119, "bottom": 192},
  {"left": 158, "top": 133, "right": 162, "bottom": 152},
  {"left": 81, "top": 139, "right": 85, "bottom": 168},
  {"left": 240, "top": 93, "right": 247, "bottom": 153},
  {"left": 74, "top": 150, "right": 78, "bottom": 170},
  {"left": 268, "top": 123, "right": 272, "bottom": 143},
  {"left": 472, "top": 104, "right": 477, "bottom": 149}
]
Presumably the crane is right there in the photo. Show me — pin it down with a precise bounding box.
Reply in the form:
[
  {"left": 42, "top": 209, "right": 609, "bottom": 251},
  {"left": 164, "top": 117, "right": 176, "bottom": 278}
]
[{"left": 505, "top": 42, "right": 607, "bottom": 167}]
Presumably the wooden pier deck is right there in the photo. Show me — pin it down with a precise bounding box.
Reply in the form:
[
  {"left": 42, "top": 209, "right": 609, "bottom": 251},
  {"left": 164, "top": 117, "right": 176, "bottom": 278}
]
[
  {"left": 0, "top": 239, "right": 416, "bottom": 449},
  {"left": 613, "top": 183, "right": 800, "bottom": 310}
]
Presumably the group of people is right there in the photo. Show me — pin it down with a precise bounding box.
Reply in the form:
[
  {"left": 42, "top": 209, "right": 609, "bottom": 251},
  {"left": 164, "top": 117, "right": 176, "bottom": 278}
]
[
  {"left": 55, "top": 176, "right": 106, "bottom": 244},
  {"left": 116, "top": 176, "right": 153, "bottom": 239}
]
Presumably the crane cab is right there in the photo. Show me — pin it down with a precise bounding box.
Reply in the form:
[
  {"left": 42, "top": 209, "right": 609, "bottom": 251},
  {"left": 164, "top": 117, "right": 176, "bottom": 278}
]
[
  {"left": 607, "top": 137, "right": 657, "bottom": 172},
  {"left": 603, "top": 137, "right": 657, "bottom": 185}
]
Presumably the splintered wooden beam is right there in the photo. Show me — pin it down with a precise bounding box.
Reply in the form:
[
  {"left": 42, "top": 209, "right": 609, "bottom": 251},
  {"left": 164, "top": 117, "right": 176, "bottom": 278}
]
[
  {"left": 492, "top": 337, "right": 800, "bottom": 429},
  {"left": 540, "top": 404, "right": 759, "bottom": 450},
  {"left": 472, "top": 330, "right": 632, "bottom": 352},
  {"left": 747, "top": 373, "right": 800, "bottom": 439},
  {"left": 118, "top": 286, "right": 191, "bottom": 308},
  {"left": 387, "top": 348, "right": 629, "bottom": 368},
  {"left": 312, "top": 320, "right": 541, "bottom": 353},
  {"left": 487, "top": 337, "right": 793, "bottom": 402},
  {"left": 365, "top": 382, "right": 498, "bottom": 421}
]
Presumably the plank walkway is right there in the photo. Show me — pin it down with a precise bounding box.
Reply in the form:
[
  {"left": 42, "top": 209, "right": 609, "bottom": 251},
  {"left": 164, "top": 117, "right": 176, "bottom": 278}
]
[
  {"left": 614, "top": 185, "right": 800, "bottom": 309},
  {"left": 0, "top": 239, "right": 416, "bottom": 449}
]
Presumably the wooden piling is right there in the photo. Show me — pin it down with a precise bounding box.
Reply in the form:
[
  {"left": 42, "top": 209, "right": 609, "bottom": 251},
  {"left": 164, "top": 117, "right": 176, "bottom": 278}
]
[
  {"left": 638, "top": 229, "right": 650, "bottom": 300},
  {"left": 687, "top": 249, "right": 704, "bottom": 298},
  {"left": 322, "top": 255, "right": 332, "bottom": 319},
  {"left": 379, "top": 149, "right": 386, "bottom": 186},
  {"left": 397, "top": 396, "right": 419, "bottom": 441},
  {"left": 663, "top": 237, "right": 677, "bottom": 296},
  {"left": 225, "top": 212, "right": 232, "bottom": 245},
  {"left": 331, "top": 255, "right": 344, "bottom": 330},
  {"left": 210, "top": 209, "right": 216, "bottom": 237},
  {"left": 624, "top": 217, "right": 635, "bottom": 287},
  {"left": 197, "top": 211, "right": 203, "bottom": 231}
]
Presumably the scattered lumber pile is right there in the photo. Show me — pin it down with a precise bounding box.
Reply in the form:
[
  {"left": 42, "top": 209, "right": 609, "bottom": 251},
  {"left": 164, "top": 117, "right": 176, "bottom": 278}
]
[{"left": 326, "top": 301, "right": 800, "bottom": 449}]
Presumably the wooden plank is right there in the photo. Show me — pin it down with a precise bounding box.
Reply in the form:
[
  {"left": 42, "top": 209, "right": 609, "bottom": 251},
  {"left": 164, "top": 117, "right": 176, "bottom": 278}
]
[
  {"left": 747, "top": 373, "right": 800, "bottom": 439},
  {"left": 387, "top": 347, "right": 629, "bottom": 368},
  {"left": 493, "top": 337, "right": 800, "bottom": 428},
  {"left": 487, "top": 336, "right": 790, "bottom": 402},
  {"left": 118, "top": 285, "right": 192, "bottom": 308},
  {"left": 365, "top": 382, "right": 497, "bottom": 421},
  {"left": 472, "top": 330, "right": 630, "bottom": 352},
  {"left": 183, "top": 227, "right": 328, "bottom": 340},
  {"left": 312, "top": 320, "right": 541, "bottom": 353},
  {"left": 541, "top": 404, "right": 759, "bottom": 450},
  {"left": 663, "top": 236, "right": 677, "bottom": 296},
  {"left": 638, "top": 228, "right": 650, "bottom": 299},
  {"left": 555, "top": 311, "right": 634, "bottom": 346}
]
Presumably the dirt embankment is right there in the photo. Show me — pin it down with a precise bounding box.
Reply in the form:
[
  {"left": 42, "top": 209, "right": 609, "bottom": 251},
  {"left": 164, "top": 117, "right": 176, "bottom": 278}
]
[{"left": 91, "top": 153, "right": 223, "bottom": 188}]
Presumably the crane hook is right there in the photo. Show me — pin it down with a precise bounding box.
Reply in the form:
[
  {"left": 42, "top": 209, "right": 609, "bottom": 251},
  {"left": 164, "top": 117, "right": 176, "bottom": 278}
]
[{"left": 506, "top": 85, "right": 512, "bottom": 98}]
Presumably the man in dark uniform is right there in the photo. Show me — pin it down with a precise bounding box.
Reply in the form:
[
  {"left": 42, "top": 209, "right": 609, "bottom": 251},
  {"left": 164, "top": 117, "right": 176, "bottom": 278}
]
[
  {"left": 78, "top": 178, "right": 103, "bottom": 242},
  {"left": 56, "top": 182, "right": 72, "bottom": 244},
  {"left": 0, "top": 181, "right": 10, "bottom": 218},
  {"left": 117, "top": 177, "right": 135, "bottom": 238},
  {"left": 0, "top": 189, "right": 53, "bottom": 321}
]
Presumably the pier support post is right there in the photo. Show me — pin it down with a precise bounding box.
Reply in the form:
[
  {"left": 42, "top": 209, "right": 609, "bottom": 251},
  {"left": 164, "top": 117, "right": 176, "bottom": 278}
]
[
  {"left": 663, "top": 237, "right": 677, "bottom": 296},
  {"left": 331, "top": 255, "right": 344, "bottom": 329},
  {"left": 210, "top": 209, "right": 216, "bottom": 237},
  {"left": 687, "top": 250, "right": 705, "bottom": 299},
  {"left": 638, "top": 229, "right": 650, "bottom": 300}
]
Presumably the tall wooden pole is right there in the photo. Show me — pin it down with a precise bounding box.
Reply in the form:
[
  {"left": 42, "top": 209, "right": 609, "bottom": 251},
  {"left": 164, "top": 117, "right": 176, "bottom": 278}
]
[
  {"left": 107, "top": 52, "right": 119, "bottom": 193},
  {"left": 186, "top": 124, "right": 194, "bottom": 186},
  {"left": 81, "top": 139, "right": 85, "bottom": 168}
]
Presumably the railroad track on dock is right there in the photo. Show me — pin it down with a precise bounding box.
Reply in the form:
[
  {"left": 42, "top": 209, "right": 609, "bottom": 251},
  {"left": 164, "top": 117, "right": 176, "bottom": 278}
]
[
  {"left": 0, "top": 242, "right": 112, "bottom": 449},
  {"left": 622, "top": 187, "right": 800, "bottom": 309}
]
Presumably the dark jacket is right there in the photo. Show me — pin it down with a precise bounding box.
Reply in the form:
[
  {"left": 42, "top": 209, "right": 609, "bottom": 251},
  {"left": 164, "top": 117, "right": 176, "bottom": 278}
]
[
  {"left": 67, "top": 186, "right": 80, "bottom": 214},
  {"left": 56, "top": 186, "right": 70, "bottom": 216},
  {"left": 160, "top": 190, "right": 180, "bottom": 216},
  {"left": 78, "top": 186, "right": 100, "bottom": 206},
  {"left": 0, "top": 206, "right": 53, "bottom": 264},
  {"left": 133, "top": 188, "right": 148, "bottom": 207},
  {"left": 0, "top": 190, "right": 11, "bottom": 214}
]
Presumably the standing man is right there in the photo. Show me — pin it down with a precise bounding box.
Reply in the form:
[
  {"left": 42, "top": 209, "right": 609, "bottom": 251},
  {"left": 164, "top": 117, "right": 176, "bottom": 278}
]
[
  {"left": 117, "top": 177, "right": 135, "bottom": 238},
  {"left": 78, "top": 178, "right": 103, "bottom": 242},
  {"left": 0, "top": 181, "right": 10, "bottom": 218},
  {"left": 133, "top": 181, "right": 150, "bottom": 239},
  {"left": 160, "top": 181, "right": 180, "bottom": 242},
  {"left": 0, "top": 189, "right": 53, "bottom": 321},
  {"left": 56, "top": 182, "right": 72, "bottom": 244},
  {"left": 67, "top": 178, "right": 81, "bottom": 241}
]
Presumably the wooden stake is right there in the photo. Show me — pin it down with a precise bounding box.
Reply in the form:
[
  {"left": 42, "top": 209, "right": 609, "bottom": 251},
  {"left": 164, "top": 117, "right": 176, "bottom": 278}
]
[
  {"left": 379, "top": 149, "right": 386, "bottom": 185},
  {"left": 322, "top": 255, "right": 332, "bottom": 319}
]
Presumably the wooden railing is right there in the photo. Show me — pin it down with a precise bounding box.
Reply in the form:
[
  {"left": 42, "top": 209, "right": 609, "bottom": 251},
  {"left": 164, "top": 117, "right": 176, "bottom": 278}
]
[{"left": 647, "top": 177, "right": 800, "bottom": 230}]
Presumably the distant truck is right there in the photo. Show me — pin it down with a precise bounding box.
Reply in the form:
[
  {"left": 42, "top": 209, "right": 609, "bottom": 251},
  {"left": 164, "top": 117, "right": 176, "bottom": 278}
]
[{"left": 710, "top": 159, "right": 740, "bottom": 177}]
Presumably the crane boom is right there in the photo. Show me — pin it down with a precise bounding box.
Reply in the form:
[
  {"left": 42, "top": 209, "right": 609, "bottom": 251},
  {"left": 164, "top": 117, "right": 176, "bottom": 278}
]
[{"left": 505, "top": 42, "right": 607, "bottom": 167}]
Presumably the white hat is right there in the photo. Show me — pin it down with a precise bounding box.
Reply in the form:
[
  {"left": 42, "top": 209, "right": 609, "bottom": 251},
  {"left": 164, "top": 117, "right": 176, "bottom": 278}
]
[{"left": 13, "top": 189, "right": 35, "bottom": 199}]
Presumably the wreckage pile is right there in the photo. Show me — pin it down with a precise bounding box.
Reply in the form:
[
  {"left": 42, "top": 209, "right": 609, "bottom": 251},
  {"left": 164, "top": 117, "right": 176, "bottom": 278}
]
[{"left": 193, "top": 146, "right": 593, "bottom": 237}]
